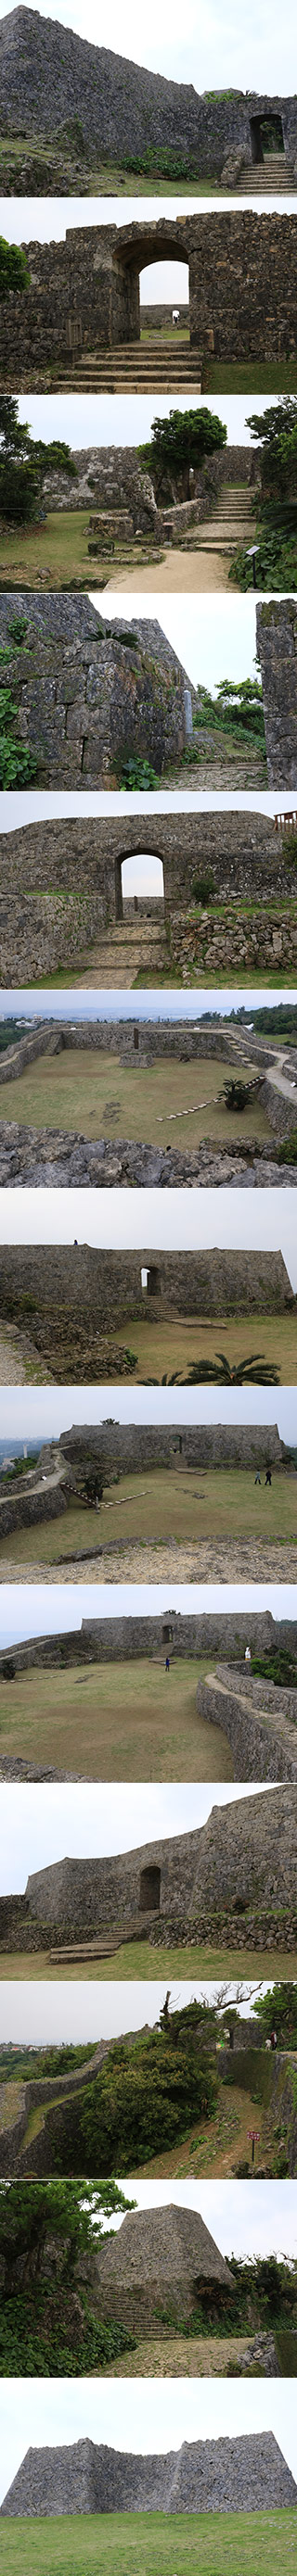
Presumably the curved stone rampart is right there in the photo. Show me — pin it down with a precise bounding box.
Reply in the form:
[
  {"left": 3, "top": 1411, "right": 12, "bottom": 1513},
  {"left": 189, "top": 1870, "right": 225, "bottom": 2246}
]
[{"left": 197, "top": 1663, "right": 297, "bottom": 1781}]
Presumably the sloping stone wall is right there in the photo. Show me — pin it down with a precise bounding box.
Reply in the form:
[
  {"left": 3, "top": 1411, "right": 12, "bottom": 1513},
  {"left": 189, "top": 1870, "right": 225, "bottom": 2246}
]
[
  {"left": 22, "top": 1785, "right": 297, "bottom": 1928},
  {"left": 2, "top": 2430, "right": 296, "bottom": 2515},
  {"left": 0, "top": 13, "right": 296, "bottom": 178}
]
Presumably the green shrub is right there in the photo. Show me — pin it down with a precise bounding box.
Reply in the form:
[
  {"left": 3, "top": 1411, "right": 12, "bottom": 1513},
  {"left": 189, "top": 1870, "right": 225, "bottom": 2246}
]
[
  {"left": 190, "top": 870, "right": 214, "bottom": 903},
  {"left": 0, "top": 236, "right": 30, "bottom": 296},
  {"left": 64, "top": 2031, "right": 218, "bottom": 2174}
]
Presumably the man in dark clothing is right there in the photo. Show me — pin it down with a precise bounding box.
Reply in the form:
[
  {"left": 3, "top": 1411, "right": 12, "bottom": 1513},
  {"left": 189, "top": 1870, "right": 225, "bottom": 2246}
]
[{"left": 265, "top": 1469, "right": 272, "bottom": 1487}]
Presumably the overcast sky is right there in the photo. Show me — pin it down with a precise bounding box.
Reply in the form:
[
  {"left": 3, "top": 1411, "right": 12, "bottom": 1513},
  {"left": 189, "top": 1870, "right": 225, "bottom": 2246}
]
[
  {"left": 0, "top": 0, "right": 296, "bottom": 90},
  {"left": 0, "top": 1975, "right": 272, "bottom": 2045},
  {"left": 0, "top": 1577, "right": 295, "bottom": 1649},
  {"left": 2, "top": 985, "right": 296, "bottom": 1019},
  {"left": 1, "top": 790, "right": 294, "bottom": 829},
  {"left": 0, "top": 1383, "right": 296, "bottom": 1443},
  {"left": 15, "top": 391, "right": 283, "bottom": 448},
  {"left": 0, "top": 1183, "right": 296, "bottom": 1282},
  {"left": 0, "top": 2380, "right": 296, "bottom": 2503},
  {"left": 92, "top": 592, "right": 261, "bottom": 690}
]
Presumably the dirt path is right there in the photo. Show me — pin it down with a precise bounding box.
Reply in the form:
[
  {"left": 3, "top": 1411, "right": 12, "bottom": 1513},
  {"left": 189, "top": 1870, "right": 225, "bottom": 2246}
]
[
  {"left": 136, "top": 2081, "right": 266, "bottom": 2180},
  {"left": 0, "top": 1321, "right": 38, "bottom": 1383},
  {"left": 107, "top": 548, "right": 238, "bottom": 594}
]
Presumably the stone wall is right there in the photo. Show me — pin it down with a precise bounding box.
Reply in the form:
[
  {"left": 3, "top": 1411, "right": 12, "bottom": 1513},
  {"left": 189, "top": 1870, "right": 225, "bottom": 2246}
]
[
  {"left": 0, "top": 1605, "right": 278, "bottom": 1682},
  {"left": 0, "top": 597, "right": 188, "bottom": 789},
  {"left": 58, "top": 1421, "right": 287, "bottom": 1471},
  {"left": 169, "top": 902, "right": 297, "bottom": 982},
  {"left": 0, "top": 1244, "right": 292, "bottom": 1332},
  {"left": 0, "top": 12, "right": 297, "bottom": 179},
  {"left": 2, "top": 2430, "right": 296, "bottom": 2517},
  {"left": 44, "top": 441, "right": 257, "bottom": 526},
  {"left": 257, "top": 601, "right": 297, "bottom": 790},
  {"left": 22, "top": 1784, "right": 297, "bottom": 1929},
  {"left": 0, "top": 807, "right": 292, "bottom": 984},
  {"left": 1, "top": 216, "right": 297, "bottom": 378},
  {"left": 0, "top": 1017, "right": 278, "bottom": 1082},
  {"left": 197, "top": 1662, "right": 297, "bottom": 1781}
]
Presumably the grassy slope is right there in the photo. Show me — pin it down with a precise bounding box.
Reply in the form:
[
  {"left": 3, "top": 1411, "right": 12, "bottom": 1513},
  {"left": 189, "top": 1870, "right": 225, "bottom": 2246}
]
[
  {"left": 0, "top": 1051, "right": 272, "bottom": 1150},
  {"left": 0, "top": 2513, "right": 296, "bottom": 2575},
  {"left": 0, "top": 1654, "right": 234, "bottom": 1781},
  {"left": 1, "top": 1470, "right": 296, "bottom": 1570}
]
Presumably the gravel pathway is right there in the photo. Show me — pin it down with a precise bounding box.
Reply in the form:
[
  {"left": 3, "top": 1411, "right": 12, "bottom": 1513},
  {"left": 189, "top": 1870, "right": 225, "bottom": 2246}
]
[{"left": 1, "top": 1540, "right": 297, "bottom": 1584}]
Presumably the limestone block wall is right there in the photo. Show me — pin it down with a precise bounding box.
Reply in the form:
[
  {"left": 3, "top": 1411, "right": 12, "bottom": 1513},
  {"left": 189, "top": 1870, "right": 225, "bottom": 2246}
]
[
  {"left": 0, "top": 598, "right": 187, "bottom": 790},
  {"left": 0, "top": 10, "right": 296, "bottom": 179},
  {"left": 257, "top": 600, "right": 297, "bottom": 790},
  {"left": 2, "top": 2430, "right": 296, "bottom": 2516},
  {"left": 0, "top": 1605, "right": 277, "bottom": 1681},
  {"left": 0, "top": 810, "right": 292, "bottom": 985},
  {"left": 197, "top": 1663, "right": 297, "bottom": 1782},
  {"left": 22, "top": 1786, "right": 297, "bottom": 1928},
  {"left": 58, "top": 1421, "right": 286, "bottom": 1473},
  {"left": 1, "top": 215, "right": 297, "bottom": 377},
  {"left": 0, "top": 1017, "right": 278, "bottom": 1081},
  {"left": 0, "top": 1244, "right": 291, "bottom": 1331}
]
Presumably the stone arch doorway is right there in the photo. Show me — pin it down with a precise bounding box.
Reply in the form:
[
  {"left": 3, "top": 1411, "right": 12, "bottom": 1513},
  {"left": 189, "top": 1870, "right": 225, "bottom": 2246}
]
[
  {"left": 113, "top": 231, "right": 190, "bottom": 343},
  {"left": 250, "top": 112, "right": 285, "bottom": 162},
  {"left": 114, "top": 851, "right": 165, "bottom": 921},
  {"left": 139, "top": 1863, "right": 161, "bottom": 1911}
]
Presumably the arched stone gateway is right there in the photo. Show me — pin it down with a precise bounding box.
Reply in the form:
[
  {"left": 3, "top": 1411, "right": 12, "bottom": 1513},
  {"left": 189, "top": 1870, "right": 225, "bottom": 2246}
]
[{"left": 1, "top": 215, "right": 297, "bottom": 379}]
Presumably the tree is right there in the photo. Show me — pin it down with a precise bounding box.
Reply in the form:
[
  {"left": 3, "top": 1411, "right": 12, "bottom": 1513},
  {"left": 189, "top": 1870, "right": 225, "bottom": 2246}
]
[
  {"left": 246, "top": 398, "right": 297, "bottom": 446},
  {"left": 214, "top": 675, "right": 265, "bottom": 739},
  {"left": 0, "top": 394, "right": 76, "bottom": 527},
  {"left": 77, "top": 2027, "right": 218, "bottom": 2174},
  {"left": 0, "top": 2178, "right": 136, "bottom": 2268},
  {"left": 0, "top": 239, "right": 30, "bottom": 298},
  {"left": 138, "top": 406, "right": 226, "bottom": 499},
  {"left": 253, "top": 1983, "right": 297, "bottom": 2046}
]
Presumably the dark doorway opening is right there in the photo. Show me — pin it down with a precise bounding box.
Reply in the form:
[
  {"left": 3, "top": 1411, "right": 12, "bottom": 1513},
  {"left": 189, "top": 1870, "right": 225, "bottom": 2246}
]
[
  {"left": 162, "top": 1623, "right": 173, "bottom": 1643},
  {"left": 250, "top": 113, "right": 285, "bottom": 162},
  {"left": 139, "top": 1864, "right": 161, "bottom": 1911},
  {"left": 141, "top": 1264, "right": 161, "bottom": 1297},
  {"left": 134, "top": 1027, "right": 139, "bottom": 1049}
]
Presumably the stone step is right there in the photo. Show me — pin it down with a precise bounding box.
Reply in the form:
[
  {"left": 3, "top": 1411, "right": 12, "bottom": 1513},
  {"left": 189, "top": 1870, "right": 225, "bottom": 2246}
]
[
  {"left": 235, "top": 156, "right": 296, "bottom": 191},
  {"left": 51, "top": 345, "right": 201, "bottom": 392}
]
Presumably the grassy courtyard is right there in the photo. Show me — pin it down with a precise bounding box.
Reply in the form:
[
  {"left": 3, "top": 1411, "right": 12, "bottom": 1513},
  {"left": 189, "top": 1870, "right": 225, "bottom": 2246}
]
[
  {"left": 107, "top": 1311, "right": 297, "bottom": 1384},
  {"left": 0, "top": 1654, "right": 233, "bottom": 1781},
  {"left": 0, "top": 1049, "right": 272, "bottom": 1152},
  {"left": 0, "top": 1469, "right": 295, "bottom": 1573},
  {"left": 0, "top": 2511, "right": 295, "bottom": 2576}
]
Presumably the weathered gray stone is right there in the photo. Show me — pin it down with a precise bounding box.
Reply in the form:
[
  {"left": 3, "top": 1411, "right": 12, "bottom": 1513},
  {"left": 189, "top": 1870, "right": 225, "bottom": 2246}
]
[
  {"left": 257, "top": 600, "right": 297, "bottom": 789},
  {"left": 1, "top": 211, "right": 297, "bottom": 374},
  {"left": 1, "top": 2431, "right": 296, "bottom": 2515}
]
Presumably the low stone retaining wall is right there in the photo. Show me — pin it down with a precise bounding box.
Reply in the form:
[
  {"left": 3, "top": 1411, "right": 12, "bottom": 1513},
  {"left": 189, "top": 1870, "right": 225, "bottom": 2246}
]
[
  {"left": 197, "top": 1662, "right": 297, "bottom": 1781},
  {"left": 168, "top": 901, "right": 297, "bottom": 979}
]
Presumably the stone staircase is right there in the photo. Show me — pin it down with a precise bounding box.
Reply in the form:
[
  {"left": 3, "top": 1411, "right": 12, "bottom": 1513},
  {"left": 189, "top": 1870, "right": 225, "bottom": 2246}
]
[
  {"left": 234, "top": 153, "right": 296, "bottom": 192},
  {"left": 76, "top": 917, "right": 169, "bottom": 988},
  {"left": 52, "top": 343, "right": 201, "bottom": 393},
  {"left": 194, "top": 482, "right": 256, "bottom": 556}
]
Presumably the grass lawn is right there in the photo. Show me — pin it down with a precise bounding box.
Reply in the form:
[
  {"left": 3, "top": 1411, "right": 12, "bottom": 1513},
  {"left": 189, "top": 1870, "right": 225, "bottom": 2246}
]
[
  {"left": 0, "top": 2512, "right": 296, "bottom": 2575},
  {"left": 1, "top": 1943, "right": 297, "bottom": 1981},
  {"left": 0, "top": 1654, "right": 234, "bottom": 1781},
  {"left": 202, "top": 360, "right": 297, "bottom": 393},
  {"left": 0, "top": 1050, "right": 272, "bottom": 1152},
  {"left": 0, "top": 510, "right": 120, "bottom": 591},
  {"left": 0, "top": 1469, "right": 296, "bottom": 1571},
  {"left": 107, "top": 1311, "right": 297, "bottom": 1384}
]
